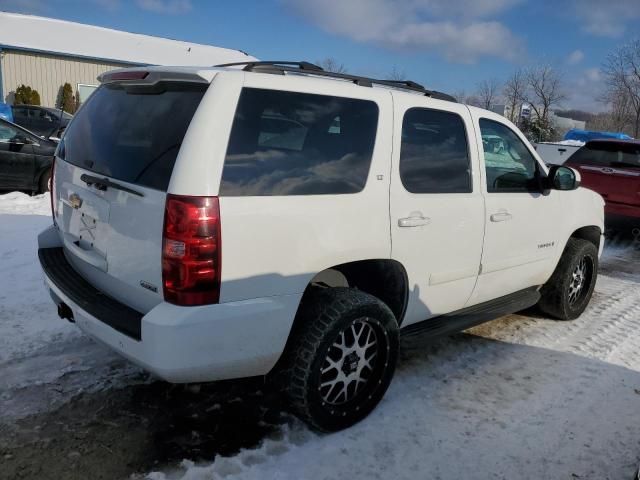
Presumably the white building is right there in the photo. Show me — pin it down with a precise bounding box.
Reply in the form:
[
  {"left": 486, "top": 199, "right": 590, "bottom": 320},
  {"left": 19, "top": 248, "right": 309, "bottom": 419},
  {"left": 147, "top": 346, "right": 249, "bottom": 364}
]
[
  {"left": 550, "top": 112, "right": 586, "bottom": 131},
  {"left": 0, "top": 12, "right": 255, "bottom": 107}
]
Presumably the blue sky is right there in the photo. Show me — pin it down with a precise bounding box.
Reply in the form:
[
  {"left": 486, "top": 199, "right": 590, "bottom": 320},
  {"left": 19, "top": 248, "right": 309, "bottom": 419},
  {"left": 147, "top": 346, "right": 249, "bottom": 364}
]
[{"left": 1, "top": 0, "right": 639, "bottom": 111}]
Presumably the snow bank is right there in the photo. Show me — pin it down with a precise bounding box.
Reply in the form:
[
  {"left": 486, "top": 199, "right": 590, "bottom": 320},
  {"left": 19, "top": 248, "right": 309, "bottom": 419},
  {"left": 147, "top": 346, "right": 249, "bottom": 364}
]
[
  {"left": 0, "top": 192, "right": 51, "bottom": 216},
  {"left": 540, "top": 139, "right": 585, "bottom": 147}
]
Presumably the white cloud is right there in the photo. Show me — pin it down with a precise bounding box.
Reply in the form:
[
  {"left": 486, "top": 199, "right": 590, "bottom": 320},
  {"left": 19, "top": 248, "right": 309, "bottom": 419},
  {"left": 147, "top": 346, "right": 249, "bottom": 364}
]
[
  {"left": 566, "top": 67, "right": 606, "bottom": 112},
  {"left": 584, "top": 67, "right": 601, "bottom": 82},
  {"left": 572, "top": 0, "right": 640, "bottom": 37},
  {"left": 567, "top": 49, "right": 584, "bottom": 65},
  {"left": 135, "top": 0, "right": 192, "bottom": 14},
  {"left": 281, "top": 0, "right": 524, "bottom": 63},
  {"left": 408, "top": 0, "right": 523, "bottom": 18}
]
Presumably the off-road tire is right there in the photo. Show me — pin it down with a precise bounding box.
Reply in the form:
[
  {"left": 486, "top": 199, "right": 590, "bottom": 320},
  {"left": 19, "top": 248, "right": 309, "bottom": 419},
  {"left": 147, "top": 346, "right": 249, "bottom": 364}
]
[
  {"left": 39, "top": 169, "right": 51, "bottom": 194},
  {"left": 538, "top": 238, "right": 598, "bottom": 320},
  {"left": 282, "top": 287, "right": 399, "bottom": 432}
]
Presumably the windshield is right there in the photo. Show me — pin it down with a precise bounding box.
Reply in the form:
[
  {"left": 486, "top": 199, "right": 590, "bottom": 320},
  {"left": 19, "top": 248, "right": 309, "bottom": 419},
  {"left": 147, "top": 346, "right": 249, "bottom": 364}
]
[
  {"left": 61, "top": 82, "right": 207, "bottom": 191},
  {"left": 44, "top": 108, "right": 73, "bottom": 120}
]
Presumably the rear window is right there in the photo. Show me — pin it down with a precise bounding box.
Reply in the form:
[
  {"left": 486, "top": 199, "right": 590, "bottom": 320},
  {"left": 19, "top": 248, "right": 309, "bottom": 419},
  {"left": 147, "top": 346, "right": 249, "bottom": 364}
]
[
  {"left": 220, "top": 88, "right": 379, "bottom": 196},
  {"left": 61, "top": 82, "right": 207, "bottom": 191}
]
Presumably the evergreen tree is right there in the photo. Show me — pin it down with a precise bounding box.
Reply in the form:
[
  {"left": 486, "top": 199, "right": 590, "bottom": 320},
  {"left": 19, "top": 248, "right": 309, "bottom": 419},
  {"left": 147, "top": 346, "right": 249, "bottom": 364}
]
[
  {"left": 60, "top": 83, "right": 77, "bottom": 114},
  {"left": 14, "top": 84, "right": 41, "bottom": 105}
]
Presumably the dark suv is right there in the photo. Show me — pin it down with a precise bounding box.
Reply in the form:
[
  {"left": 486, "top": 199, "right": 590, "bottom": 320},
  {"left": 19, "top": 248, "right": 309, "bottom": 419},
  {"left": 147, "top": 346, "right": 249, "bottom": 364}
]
[
  {"left": 11, "top": 105, "right": 72, "bottom": 139},
  {"left": 566, "top": 139, "right": 640, "bottom": 230}
]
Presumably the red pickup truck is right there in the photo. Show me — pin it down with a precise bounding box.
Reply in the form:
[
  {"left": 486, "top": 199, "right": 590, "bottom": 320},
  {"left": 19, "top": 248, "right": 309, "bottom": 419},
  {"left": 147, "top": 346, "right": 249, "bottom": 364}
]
[{"left": 565, "top": 139, "right": 640, "bottom": 231}]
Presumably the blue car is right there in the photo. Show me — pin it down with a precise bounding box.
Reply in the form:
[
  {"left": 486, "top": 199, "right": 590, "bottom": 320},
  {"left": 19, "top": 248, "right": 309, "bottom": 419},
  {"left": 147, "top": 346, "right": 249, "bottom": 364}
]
[{"left": 0, "top": 103, "right": 13, "bottom": 123}]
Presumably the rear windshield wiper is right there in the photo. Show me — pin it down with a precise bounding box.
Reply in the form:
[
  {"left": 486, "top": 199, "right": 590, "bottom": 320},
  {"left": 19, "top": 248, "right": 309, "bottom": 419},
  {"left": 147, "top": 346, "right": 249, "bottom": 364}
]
[{"left": 80, "top": 173, "right": 144, "bottom": 197}]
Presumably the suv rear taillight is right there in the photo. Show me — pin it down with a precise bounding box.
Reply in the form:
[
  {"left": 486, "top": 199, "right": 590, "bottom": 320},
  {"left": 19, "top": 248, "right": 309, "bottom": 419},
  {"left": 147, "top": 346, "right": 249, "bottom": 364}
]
[{"left": 162, "top": 195, "right": 221, "bottom": 306}]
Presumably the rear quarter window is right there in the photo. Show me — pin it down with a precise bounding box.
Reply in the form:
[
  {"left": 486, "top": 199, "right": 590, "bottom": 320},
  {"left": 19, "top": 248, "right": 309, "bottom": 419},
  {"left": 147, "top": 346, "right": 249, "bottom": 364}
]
[
  {"left": 62, "top": 82, "right": 207, "bottom": 191},
  {"left": 220, "top": 88, "right": 379, "bottom": 196}
]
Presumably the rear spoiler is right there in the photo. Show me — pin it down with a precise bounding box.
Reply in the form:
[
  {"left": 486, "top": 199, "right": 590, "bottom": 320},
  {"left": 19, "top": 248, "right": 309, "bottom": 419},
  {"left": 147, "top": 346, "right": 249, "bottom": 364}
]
[{"left": 98, "top": 69, "right": 213, "bottom": 85}]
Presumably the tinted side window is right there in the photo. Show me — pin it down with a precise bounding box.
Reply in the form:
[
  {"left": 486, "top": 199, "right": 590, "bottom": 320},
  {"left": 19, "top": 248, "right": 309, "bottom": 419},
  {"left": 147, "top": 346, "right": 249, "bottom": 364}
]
[
  {"left": 570, "top": 143, "right": 640, "bottom": 169},
  {"left": 12, "top": 107, "right": 27, "bottom": 120},
  {"left": 480, "top": 119, "right": 538, "bottom": 192},
  {"left": 0, "top": 122, "right": 19, "bottom": 141},
  {"left": 568, "top": 146, "right": 609, "bottom": 166},
  {"left": 220, "top": 88, "right": 379, "bottom": 196},
  {"left": 618, "top": 147, "right": 640, "bottom": 168},
  {"left": 399, "top": 108, "right": 471, "bottom": 193}
]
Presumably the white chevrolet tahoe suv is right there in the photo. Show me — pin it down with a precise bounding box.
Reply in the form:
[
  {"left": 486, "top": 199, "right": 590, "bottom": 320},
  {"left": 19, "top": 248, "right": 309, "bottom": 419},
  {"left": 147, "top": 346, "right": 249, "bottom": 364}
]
[{"left": 38, "top": 61, "right": 605, "bottom": 431}]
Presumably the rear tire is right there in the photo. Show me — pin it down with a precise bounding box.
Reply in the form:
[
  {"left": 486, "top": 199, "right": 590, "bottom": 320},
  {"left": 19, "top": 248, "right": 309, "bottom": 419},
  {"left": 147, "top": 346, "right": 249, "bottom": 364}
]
[
  {"left": 282, "top": 287, "right": 399, "bottom": 432},
  {"left": 39, "top": 169, "right": 51, "bottom": 194},
  {"left": 538, "top": 238, "right": 598, "bottom": 320}
]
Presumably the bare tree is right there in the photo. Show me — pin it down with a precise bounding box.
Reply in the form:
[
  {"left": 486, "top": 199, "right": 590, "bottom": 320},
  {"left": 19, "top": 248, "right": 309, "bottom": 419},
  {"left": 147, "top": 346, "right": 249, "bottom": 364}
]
[
  {"left": 452, "top": 89, "right": 468, "bottom": 103},
  {"left": 465, "top": 95, "right": 482, "bottom": 108},
  {"left": 503, "top": 68, "right": 526, "bottom": 123},
  {"left": 597, "top": 86, "right": 634, "bottom": 133},
  {"left": 316, "top": 57, "right": 348, "bottom": 73},
  {"left": 602, "top": 39, "right": 640, "bottom": 137},
  {"left": 386, "top": 65, "right": 406, "bottom": 81},
  {"left": 453, "top": 89, "right": 481, "bottom": 106},
  {"left": 476, "top": 78, "right": 501, "bottom": 110},
  {"left": 524, "top": 64, "right": 566, "bottom": 123}
]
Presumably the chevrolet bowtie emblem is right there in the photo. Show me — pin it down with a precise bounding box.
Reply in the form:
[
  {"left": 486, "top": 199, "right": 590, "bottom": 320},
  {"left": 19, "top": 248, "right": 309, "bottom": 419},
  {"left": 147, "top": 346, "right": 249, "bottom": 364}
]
[{"left": 69, "top": 193, "right": 83, "bottom": 209}]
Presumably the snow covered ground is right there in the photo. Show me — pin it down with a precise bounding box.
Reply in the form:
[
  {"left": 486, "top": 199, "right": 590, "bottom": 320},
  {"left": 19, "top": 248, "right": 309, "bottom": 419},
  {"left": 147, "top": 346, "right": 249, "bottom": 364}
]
[
  {"left": 0, "top": 193, "right": 75, "bottom": 364},
  {"left": 151, "top": 270, "right": 640, "bottom": 480},
  {"left": 0, "top": 193, "right": 140, "bottom": 422},
  {"left": 1, "top": 192, "right": 640, "bottom": 480}
]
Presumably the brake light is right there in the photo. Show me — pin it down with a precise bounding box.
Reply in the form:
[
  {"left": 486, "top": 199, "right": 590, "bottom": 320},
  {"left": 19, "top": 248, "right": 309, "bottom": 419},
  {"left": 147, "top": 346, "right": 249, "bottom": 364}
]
[
  {"left": 49, "top": 157, "right": 56, "bottom": 224},
  {"left": 162, "top": 195, "right": 221, "bottom": 306},
  {"left": 101, "top": 71, "right": 149, "bottom": 83}
]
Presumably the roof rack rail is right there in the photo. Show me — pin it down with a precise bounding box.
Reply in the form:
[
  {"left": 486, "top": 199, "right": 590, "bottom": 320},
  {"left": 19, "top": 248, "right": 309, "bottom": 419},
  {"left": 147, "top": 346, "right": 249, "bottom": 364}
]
[
  {"left": 213, "top": 60, "right": 457, "bottom": 102},
  {"left": 382, "top": 79, "right": 426, "bottom": 90},
  {"left": 215, "top": 61, "right": 324, "bottom": 72},
  {"left": 216, "top": 60, "right": 373, "bottom": 87}
]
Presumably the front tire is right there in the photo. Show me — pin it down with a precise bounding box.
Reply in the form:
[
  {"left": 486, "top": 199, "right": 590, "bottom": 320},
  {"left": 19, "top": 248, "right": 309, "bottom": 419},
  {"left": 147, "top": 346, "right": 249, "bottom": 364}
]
[
  {"left": 538, "top": 238, "right": 598, "bottom": 320},
  {"left": 283, "top": 288, "right": 399, "bottom": 432}
]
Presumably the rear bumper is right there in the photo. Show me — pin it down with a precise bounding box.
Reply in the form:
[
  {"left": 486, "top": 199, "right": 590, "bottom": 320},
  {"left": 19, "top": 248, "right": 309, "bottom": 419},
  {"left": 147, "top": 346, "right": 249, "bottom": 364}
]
[{"left": 38, "top": 226, "right": 301, "bottom": 383}]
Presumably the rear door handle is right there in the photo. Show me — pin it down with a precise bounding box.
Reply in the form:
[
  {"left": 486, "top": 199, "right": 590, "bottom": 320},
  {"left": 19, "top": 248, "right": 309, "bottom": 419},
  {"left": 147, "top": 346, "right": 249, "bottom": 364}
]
[
  {"left": 490, "top": 212, "right": 513, "bottom": 222},
  {"left": 398, "top": 212, "right": 431, "bottom": 228}
]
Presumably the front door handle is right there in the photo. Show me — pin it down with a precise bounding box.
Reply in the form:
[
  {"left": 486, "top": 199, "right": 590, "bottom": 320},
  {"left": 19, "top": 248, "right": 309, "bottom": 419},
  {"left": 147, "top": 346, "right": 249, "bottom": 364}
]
[
  {"left": 490, "top": 211, "right": 513, "bottom": 222},
  {"left": 398, "top": 212, "right": 431, "bottom": 228}
]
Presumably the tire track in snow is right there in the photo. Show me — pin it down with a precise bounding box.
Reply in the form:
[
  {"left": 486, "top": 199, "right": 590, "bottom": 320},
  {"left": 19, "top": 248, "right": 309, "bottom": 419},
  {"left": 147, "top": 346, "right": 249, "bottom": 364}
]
[
  {"left": 556, "top": 277, "right": 640, "bottom": 367},
  {"left": 469, "top": 274, "right": 640, "bottom": 372}
]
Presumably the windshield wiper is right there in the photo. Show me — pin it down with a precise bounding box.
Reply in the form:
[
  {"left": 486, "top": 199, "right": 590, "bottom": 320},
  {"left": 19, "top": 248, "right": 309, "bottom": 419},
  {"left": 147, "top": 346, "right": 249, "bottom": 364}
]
[{"left": 80, "top": 173, "right": 144, "bottom": 197}]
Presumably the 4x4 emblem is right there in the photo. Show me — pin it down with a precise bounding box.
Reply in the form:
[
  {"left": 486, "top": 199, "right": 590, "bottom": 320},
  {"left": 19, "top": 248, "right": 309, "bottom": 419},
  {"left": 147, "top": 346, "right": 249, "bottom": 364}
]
[{"left": 69, "top": 193, "right": 83, "bottom": 209}]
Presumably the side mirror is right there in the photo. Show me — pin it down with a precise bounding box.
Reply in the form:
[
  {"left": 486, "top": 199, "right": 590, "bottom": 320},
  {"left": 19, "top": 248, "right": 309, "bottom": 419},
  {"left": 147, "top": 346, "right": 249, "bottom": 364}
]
[{"left": 548, "top": 165, "right": 580, "bottom": 191}]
